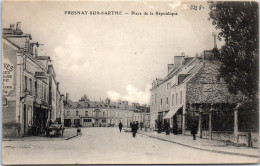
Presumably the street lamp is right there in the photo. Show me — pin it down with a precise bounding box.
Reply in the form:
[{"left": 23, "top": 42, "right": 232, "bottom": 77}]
[{"left": 20, "top": 90, "right": 30, "bottom": 101}]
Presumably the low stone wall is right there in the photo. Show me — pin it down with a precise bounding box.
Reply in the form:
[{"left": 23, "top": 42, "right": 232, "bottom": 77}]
[
  {"left": 251, "top": 132, "right": 259, "bottom": 148},
  {"left": 212, "top": 131, "right": 237, "bottom": 143},
  {"left": 184, "top": 130, "right": 259, "bottom": 148}
]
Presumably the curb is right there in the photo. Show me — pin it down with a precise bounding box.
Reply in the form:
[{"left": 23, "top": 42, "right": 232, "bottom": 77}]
[
  {"left": 140, "top": 132, "right": 259, "bottom": 158},
  {"left": 64, "top": 134, "right": 78, "bottom": 140}
]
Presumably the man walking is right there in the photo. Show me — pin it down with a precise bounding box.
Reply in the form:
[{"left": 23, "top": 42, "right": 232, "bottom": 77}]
[
  {"left": 130, "top": 122, "right": 133, "bottom": 132},
  {"left": 191, "top": 120, "right": 198, "bottom": 140},
  {"left": 132, "top": 122, "right": 137, "bottom": 137},
  {"left": 119, "top": 121, "right": 123, "bottom": 133}
]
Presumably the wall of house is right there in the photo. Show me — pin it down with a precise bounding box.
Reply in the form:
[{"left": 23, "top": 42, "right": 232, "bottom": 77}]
[
  {"left": 150, "top": 87, "right": 159, "bottom": 129},
  {"left": 2, "top": 42, "right": 18, "bottom": 137}
]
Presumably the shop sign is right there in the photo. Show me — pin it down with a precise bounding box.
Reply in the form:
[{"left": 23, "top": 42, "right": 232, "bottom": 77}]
[{"left": 2, "top": 58, "right": 14, "bottom": 95}]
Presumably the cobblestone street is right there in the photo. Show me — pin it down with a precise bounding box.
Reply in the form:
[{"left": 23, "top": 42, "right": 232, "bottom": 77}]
[{"left": 2, "top": 128, "right": 258, "bottom": 164}]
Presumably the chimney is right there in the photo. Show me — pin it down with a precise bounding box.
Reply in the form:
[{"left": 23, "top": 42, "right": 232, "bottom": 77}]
[
  {"left": 66, "top": 93, "right": 70, "bottom": 101},
  {"left": 16, "top": 22, "right": 21, "bottom": 31},
  {"left": 10, "top": 24, "right": 15, "bottom": 30},
  {"left": 167, "top": 64, "right": 174, "bottom": 73},
  {"left": 174, "top": 55, "right": 185, "bottom": 69},
  {"left": 13, "top": 22, "right": 23, "bottom": 35},
  {"left": 57, "top": 82, "right": 60, "bottom": 90},
  {"left": 30, "top": 42, "right": 39, "bottom": 57}
]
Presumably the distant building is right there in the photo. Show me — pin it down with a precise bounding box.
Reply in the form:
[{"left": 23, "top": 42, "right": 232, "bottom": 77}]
[{"left": 64, "top": 94, "right": 150, "bottom": 128}]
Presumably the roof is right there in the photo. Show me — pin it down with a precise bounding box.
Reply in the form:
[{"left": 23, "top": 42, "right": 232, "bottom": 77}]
[{"left": 185, "top": 60, "right": 238, "bottom": 104}]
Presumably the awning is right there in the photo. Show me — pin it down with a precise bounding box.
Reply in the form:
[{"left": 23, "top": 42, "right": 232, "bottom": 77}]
[{"left": 163, "top": 106, "right": 182, "bottom": 119}]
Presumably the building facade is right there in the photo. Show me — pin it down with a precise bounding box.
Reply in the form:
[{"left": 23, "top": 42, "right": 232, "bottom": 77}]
[
  {"left": 150, "top": 50, "right": 258, "bottom": 147},
  {"left": 2, "top": 23, "right": 64, "bottom": 137},
  {"left": 64, "top": 94, "right": 150, "bottom": 128}
]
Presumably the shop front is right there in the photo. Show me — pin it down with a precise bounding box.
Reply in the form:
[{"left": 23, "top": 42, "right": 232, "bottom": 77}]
[{"left": 34, "top": 103, "right": 51, "bottom": 135}]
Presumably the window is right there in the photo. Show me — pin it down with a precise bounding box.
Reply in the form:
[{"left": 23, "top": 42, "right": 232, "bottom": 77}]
[
  {"left": 84, "top": 119, "right": 92, "bottom": 122},
  {"left": 35, "top": 81, "right": 38, "bottom": 97},
  {"left": 28, "top": 106, "right": 32, "bottom": 126},
  {"left": 29, "top": 78, "right": 32, "bottom": 93},
  {"left": 85, "top": 111, "right": 88, "bottom": 116},
  {"left": 160, "top": 98, "right": 162, "bottom": 105},
  {"left": 24, "top": 76, "right": 28, "bottom": 91},
  {"left": 155, "top": 94, "right": 157, "bottom": 104},
  {"left": 180, "top": 91, "right": 182, "bottom": 104},
  {"left": 67, "top": 111, "right": 70, "bottom": 116},
  {"left": 166, "top": 97, "right": 168, "bottom": 104},
  {"left": 76, "top": 111, "right": 79, "bottom": 116},
  {"left": 172, "top": 94, "right": 174, "bottom": 106},
  {"left": 103, "top": 112, "right": 105, "bottom": 117},
  {"left": 167, "top": 83, "right": 170, "bottom": 90},
  {"left": 176, "top": 93, "right": 178, "bottom": 105}
]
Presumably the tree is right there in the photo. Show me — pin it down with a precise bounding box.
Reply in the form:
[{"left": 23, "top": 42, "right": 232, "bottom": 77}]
[{"left": 209, "top": 1, "right": 258, "bottom": 107}]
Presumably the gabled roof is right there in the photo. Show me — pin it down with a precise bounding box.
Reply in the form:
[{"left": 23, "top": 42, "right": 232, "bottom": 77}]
[{"left": 159, "top": 57, "right": 199, "bottom": 86}]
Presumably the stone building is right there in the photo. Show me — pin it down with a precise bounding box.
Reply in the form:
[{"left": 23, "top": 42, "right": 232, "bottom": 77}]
[
  {"left": 2, "top": 23, "right": 64, "bottom": 137},
  {"left": 150, "top": 49, "right": 258, "bottom": 146},
  {"left": 64, "top": 94, "right": 150, "bottom": 128},
  {"left": 48, "top": 64, "right": 64, "bottom": 123},
  {"left": 150, "top": 54, "right": 196, "bottom": 130}
]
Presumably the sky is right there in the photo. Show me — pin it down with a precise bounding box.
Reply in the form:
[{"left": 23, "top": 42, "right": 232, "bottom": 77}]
[{"left": 2, "top": 1, "right": 223, "bottom": 104}]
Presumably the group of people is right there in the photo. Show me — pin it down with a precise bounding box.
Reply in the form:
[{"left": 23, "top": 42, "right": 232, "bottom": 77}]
[
  {"left": 159, "top": 120, "right": 198, "bottom": 140},
  {"left": 118, "top": 121, "right": 139, "bottom": 138},
  {"left": 130, "top": 121, "right": 139, "bottom": 137},
  {"left": 118, "top": 120, "right": 198, "bottom": 140}
]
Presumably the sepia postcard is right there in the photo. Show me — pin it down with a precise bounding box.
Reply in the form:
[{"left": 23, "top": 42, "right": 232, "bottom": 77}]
[{"left": 1, "top": 0, "right": 259, "bottom": 164}]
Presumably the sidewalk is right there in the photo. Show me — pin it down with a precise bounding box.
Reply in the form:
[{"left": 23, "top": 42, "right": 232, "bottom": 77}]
[
  {"left": 3, "top": 128, "right": 78, "bottom": 141},
  {"left": 137, "top": 129, "right": 259, "bottom": 158}
]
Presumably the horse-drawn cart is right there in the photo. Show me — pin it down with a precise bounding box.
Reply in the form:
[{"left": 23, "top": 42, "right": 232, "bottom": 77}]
[{"left": 46, "top": 123, "right": 65, "bottom": 137}]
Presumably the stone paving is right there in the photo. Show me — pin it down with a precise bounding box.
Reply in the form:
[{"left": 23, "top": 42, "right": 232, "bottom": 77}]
[
  {"left": 137, "top": 129, "right": 259, "bottom": 158},
  {"left": 2, "top": 127, "right": 78, "bottom": 141}
]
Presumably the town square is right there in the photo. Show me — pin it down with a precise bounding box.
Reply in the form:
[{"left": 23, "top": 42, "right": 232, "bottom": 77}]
[{"left": 1, "top": 1, "right": 259, "bottom": 164}]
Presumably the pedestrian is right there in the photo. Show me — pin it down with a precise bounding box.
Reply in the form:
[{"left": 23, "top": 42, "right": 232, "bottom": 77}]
[
  {"left": 132, "top": 122, "right": 137, "bottom": 138},
  {"left": 191, "top": 120, "right": 198, "bottom": 140},
  {"left": 130, "top": 122, "right": 133, "bottom": 132},
  {"left": 173, "top": 123, "right": 178, "bottom": 135},
  {"left": 165, "top": 121, "right": 170, "bottom": 135},
  {"left": 119, "top": 121, "right": 123, "bottom": 133},
  {"left": 77, "top": 126, "right": 81, "bottom": 136}
]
